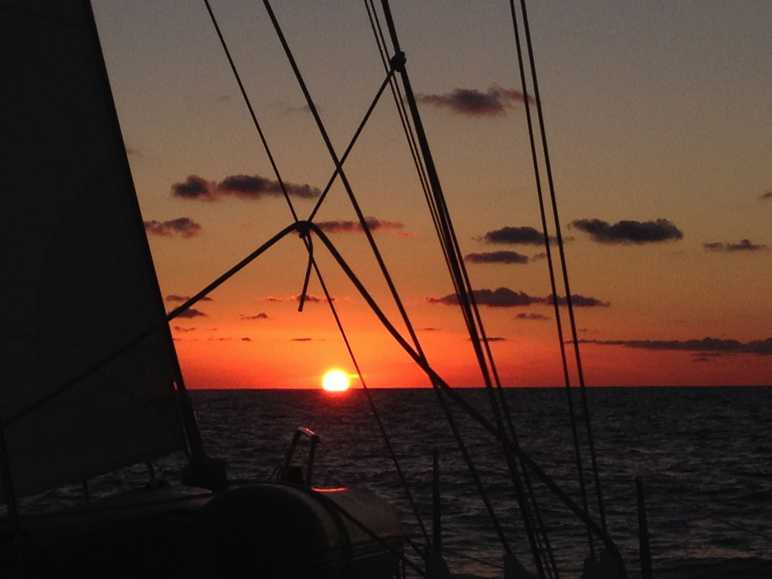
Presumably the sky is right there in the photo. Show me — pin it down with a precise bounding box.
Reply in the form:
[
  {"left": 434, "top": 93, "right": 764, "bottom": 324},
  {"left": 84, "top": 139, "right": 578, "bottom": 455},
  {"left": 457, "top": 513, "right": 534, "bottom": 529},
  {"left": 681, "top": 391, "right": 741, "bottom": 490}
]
[{"left": 93, "top": 1, "right": 772, "bottom": 388}]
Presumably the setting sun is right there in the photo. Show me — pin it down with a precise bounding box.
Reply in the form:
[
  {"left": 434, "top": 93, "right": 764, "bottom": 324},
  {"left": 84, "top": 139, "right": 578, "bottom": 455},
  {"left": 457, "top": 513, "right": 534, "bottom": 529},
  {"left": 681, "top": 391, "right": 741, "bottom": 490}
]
[{"left": 322, "top": 369, "right": 351, "bottom": 392}]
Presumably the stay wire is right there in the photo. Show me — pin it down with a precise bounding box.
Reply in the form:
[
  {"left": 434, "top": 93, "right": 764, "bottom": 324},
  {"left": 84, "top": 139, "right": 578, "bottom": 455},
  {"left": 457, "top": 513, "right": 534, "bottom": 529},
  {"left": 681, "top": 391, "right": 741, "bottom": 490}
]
[
  {"left": 517, "top": 0, "right": 608, "bottom": 535},
  {"left": 507, "top": 0, "right": 594, "bottom": 558},
  {"left": 366, "top": 0, "right": 525, "bottom": 557},
  {"left": 263, "top": 0, "right": 514, "bottom": 557},
  {"left": 375, "top": 1, "right": 545, "bottom": 571},
  {"left": 202, "top": 0, "right": 429, "bottom": 545}
]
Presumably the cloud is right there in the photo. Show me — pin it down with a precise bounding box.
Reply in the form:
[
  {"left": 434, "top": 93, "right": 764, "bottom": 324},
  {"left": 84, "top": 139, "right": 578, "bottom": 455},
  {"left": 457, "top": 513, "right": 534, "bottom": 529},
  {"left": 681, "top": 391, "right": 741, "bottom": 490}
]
[
  {"left": 703, "top": 239, "right": 768, "bottom": 253},
  {"left": 263, "top": 294, "right": 332, "bottom": 304},
  {"left": 465, "top": 251, "right": 529, "bottom": 264},
  {"left": 315, "top": 217, "right": 406, "bottom": 235},
  {"left": 218, "top": 174, "right": 320, "bottom": 200},
  {"left": 428, "top": 287, "right": 609, "bottom": 308},
  {"left": 126, "top": 146, "right": 142, "bottom": 158},
  {"left": 429, "top": 287, "right": 537, "bottom": 307},
  {"left": 516, "top": 313, "right": 549, "bottom": 321},
  {"left": 531, "top": 252, "right": 547, "bottom": 261},
  {"left": 480, "top": 336, "right": 507, "bottom": 342},
  {"left": 291, "top": 337, "right": 313, "bottom": 342},
  {"left": 281, "top": 103, "right": 312, "bottom": 115},
  {"left": 172, "top": 326, "right": 197, "bottom": 332},
  {"left": 760, "top": 191, "right": 772, "bottom": 201},
  {"left": 418, "top": 85, "right": 533, "bottom": 117},
  {"left": 480, "top": 226, "right": 550, "bottom": 246},
  {"left": 171, "top": 175, "right": 213, "bottom": 200},
  {"left": 241, "top": 337, "right": 252, "bottom": 342},
  {"left": 581, "top": 337, "right": 772, "bottom": 356},
  {"left": 240, "top": 312, "right": 269, "bottom": 320},
  {"left": 571, "top": 218, "right": 683, "bottom": 244},
  {"left": 171, "top": 174, "right": 320, "bottom": 201},
  {"left": 166, "top": 294, "right": 213, "bottom": 302},
  {"left": 546, "top": 294, "right": 610, "bottom": 307},
  {"left": 144, "top": 217, "right": 202, "bottom": 238},
  {"left": 420, "top": 327, "right": 441, "bottom": 332},
  {"left": 175, "top": 308, "right": 207, "bottom": 318}
]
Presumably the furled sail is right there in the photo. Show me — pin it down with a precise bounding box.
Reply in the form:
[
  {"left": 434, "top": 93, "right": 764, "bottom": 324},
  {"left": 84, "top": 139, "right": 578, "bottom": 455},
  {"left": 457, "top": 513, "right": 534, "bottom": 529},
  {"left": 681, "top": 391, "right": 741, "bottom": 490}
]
[{"left": 1, "top": 0, "right": 188, "bottom": 499}]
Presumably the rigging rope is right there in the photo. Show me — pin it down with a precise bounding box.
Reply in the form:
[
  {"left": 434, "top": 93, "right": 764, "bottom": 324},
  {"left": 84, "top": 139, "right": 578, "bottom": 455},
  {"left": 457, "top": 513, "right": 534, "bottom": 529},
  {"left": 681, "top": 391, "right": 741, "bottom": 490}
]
[
  {"left": 507, "top": 0, "right": 595, "bottom": 558},
  {"left": 513, "top": 0, "right": 608, "bottom": 535},
  {"left": 374, "top": 2, "right": 551, "bottom": 574},
  {"left": 201, "top": 0, "right": 429, "bottom": 546},
  {"left": 262, "top": 0, "right": 516, "bottom": 557}
]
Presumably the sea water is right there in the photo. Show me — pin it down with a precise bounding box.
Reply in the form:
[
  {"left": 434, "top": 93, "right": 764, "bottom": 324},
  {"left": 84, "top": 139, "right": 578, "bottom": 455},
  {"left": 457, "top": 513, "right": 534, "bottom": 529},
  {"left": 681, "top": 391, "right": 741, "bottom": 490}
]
[
  {"left": 191, "top": 386, "right": 772, "bottom": 578},
  {"left": 18, "top": 387, "right": 772, "bottom": 578}
]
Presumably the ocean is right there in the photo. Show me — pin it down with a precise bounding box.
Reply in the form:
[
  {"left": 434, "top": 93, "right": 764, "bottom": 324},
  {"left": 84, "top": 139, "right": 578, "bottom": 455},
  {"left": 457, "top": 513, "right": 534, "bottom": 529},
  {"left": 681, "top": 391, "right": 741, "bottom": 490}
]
[
  {"left": 192, "top": 386, "right": 772, "bottom": 578},
  {"left": 18, "top": 386, "right": 772, "bottom": 578}
]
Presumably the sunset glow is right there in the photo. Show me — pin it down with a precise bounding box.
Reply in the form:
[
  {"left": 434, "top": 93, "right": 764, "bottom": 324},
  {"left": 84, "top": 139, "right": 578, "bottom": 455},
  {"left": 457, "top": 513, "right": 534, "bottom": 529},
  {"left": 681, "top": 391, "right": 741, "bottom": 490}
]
[
  {"left": 322, "top": 369, "right": 351, "bottom": 392},
  {"left": 94, "top": 2, "right": 772, "bottom": 388}
]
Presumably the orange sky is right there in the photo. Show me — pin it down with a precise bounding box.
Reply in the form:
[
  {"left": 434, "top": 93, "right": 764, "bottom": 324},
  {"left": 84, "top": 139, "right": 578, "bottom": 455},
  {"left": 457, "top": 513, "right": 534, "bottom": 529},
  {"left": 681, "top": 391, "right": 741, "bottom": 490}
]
[{"left": 94, "top": 2, "right": 772, "bottom": 388}]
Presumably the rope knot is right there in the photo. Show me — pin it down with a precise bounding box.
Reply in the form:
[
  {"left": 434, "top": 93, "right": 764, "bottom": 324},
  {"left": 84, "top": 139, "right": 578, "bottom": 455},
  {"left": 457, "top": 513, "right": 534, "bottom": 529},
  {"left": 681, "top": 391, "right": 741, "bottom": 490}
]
[{"left": 389, "top": 50, "right": 407, "bottom": 72}]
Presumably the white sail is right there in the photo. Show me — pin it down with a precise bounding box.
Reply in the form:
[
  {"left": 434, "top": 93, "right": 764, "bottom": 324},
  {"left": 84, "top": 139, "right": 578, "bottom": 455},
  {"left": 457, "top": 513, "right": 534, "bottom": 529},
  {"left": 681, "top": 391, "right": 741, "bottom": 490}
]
[{"left": 1, "top": 0, "right": 187, "bottom": 499}]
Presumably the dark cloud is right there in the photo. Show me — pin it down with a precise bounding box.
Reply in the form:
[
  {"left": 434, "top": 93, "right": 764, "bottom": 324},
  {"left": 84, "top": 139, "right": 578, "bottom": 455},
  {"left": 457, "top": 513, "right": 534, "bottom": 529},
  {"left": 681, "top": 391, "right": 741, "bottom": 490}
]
[
  {"left": 240, "top": 312, "right": 269, "bottom": 320},
  {"left": 218, "top": 174, "right": 320, "bottom": 200},
  {"left": 420, "top": 327, "right": 441, "bottom": 332},
  {"left": 166, "top": 294, "right": 213, "bottom": 302},
  {"left": 571, "top": 218, "right": 683, "bottom": 244},
  {"left": 418, "top": 85, "right": 533, "bottom": 117},
  {"left": 241, "top": 337, "right": 252, "bottom": 342},
  {"left": 171, "top": 174, "right": 320, "bottom": 201},
  {"left": 171, "top": 175, "right": 213, "bottom": 200},
  {"left": 175, "top": 308, "right": 207, "bottom": 319},
  {"left": 546, "top": 294, "right": 610, "bottom": 308},
  {"left": 516, "top": 313, "right": 549, "bottom": 321},
  {"left": 465, "top": 251, "right": 529, "bottom": 264},
  {"left": 428, "top": 287, "right": 538, "bottom": 307},
  {"left": 291, "top": 337, "right": 313, "bottom": 342},
  {"left": 582, "top": 337, "right": 772, "bottom": 356},
  {"left": 531, "top": 252, "right": 547, "bottom": 261},
  {"left": 480, "top": 226, "right": 550, "bottom": 246},
  {"left": 760, "top": 191, "right": 772, "bottom": 201},
  {"left": 315, "top": 217, "right": 406, "bottom": 235},
  {"left": 481, "top": 336, "right": 507, "bottom": 342},
  {"left": 428, "top": 287, "right": 609, "bottom": 308},
  {"left": 703, "top": 239, "right": 768, "bottom": 253},
  {"left": 144, "top": 217, "right": 202, "bottom": 238},
  {"left": 172, "top": 326, "right": 197, "bottom": 333}
]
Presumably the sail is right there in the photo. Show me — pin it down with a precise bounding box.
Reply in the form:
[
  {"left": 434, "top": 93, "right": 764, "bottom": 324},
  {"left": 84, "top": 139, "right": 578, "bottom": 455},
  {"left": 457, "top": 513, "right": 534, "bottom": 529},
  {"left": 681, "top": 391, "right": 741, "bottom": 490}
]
[{"left": 1, "top": 0, "right": 187, "bottom": 499}]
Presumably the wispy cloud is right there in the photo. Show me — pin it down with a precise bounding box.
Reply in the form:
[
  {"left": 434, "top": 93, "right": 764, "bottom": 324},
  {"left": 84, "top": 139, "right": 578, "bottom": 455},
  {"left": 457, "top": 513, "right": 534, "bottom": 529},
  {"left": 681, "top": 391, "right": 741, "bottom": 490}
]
[
  {"left": 240, "top": 313, "right": 269, "bottom": 320},
  {"left": 175, "top": 308, "right": 207, "bottom": 319},
  {"left": 418, "top": 85, "right": 533, "bottom": 117},
  {"left": 760, "top": 191, "right": 772, "bottom": 201},
  {"left": 144, "top": 217, "right": 202, "bottom": 238},
  {"left": 166, "top": 294, "right": 213, "bottom": 302},
  {"left": 428, "top": 287, "right": 609, "bottom": 308},
  {"left": 263, "top": 294, "right": 333, "bottom": 304},
  {"left": 315, "top": 217, "right": 407, "bottom": 235},
  {"left": 703, "top": 239, "right": 768, "bottom": 253},
  {"left": 241, "top": 337, "right": 252, "bottom": 342},
  {"left": 291, "top": 337, "right": 313, "bottom": 342},
  {"left": 571, "top": 218, "right": 683, "bottom": 244},
  {"left": 516, "top": 313, "right": 549, "bottom": 321},
  {"left": 171, "top": 174, "right": 320, "bottom": 201},
  {"left": 465, "top": 250, "right": 528, "bottom": 264},
  {"left": 172, "top": 326, "right": 197, "bottom": 332},
  {"left": 581, "top": 337, "right": 772, "bottom": 356}
]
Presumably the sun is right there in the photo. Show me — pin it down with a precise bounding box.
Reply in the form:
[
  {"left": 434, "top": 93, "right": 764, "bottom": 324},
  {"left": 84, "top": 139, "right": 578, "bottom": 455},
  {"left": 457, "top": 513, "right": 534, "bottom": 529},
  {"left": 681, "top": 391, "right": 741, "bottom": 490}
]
[{"left": 322, "top": 368, "right": 351, "bottom": 392}]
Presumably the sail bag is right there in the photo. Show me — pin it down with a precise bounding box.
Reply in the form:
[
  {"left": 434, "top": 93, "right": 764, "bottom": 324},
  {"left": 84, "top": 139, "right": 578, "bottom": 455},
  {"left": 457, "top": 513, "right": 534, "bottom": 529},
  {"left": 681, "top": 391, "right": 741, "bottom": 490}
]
[{"left": 1, "top": 0, "right": 187, "bottom": 499}]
